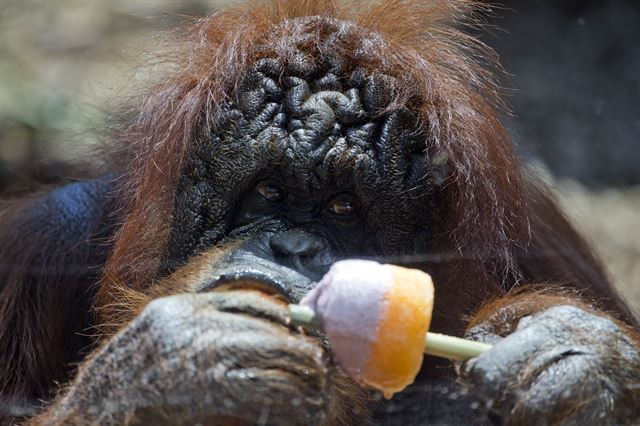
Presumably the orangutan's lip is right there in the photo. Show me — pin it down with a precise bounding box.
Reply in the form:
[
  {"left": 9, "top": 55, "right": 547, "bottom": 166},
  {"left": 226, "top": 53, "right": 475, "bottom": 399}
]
[
  {"left": 203, "top": 270, "right": 293, "bottom": 302},
  {"left": 197, "top": 253, "right": 316, "bottom": 303},
  {"left": 196, "top": 251, "right": 316, "bottom": 303}
]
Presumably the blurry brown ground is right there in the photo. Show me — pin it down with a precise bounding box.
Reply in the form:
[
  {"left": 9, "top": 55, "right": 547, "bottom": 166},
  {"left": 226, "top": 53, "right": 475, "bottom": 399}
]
[
  {"left": 0, "top": 1, "right": 638, "bottom": 317},
  {"left": 553, "top": 177, "right": 640, "bottom": 317}
]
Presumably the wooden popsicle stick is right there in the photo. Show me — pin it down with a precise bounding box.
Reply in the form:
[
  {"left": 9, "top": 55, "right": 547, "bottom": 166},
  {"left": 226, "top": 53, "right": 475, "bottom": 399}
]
[{"left": 288, "top": 304, "right": 491, "bottom": 361}]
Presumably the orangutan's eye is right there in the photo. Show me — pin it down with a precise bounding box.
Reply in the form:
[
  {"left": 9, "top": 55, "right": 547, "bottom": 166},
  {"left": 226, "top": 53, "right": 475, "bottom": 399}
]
[
  {"left": 256, "top": 181, "right": 285, "bottom": 203},
  {"left": 328, "top": 194, "right": 358, "bottom": 216}
]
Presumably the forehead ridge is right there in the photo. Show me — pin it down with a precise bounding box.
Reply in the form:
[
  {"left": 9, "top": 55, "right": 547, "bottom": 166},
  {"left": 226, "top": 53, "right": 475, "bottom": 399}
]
[{"left": 210, "top": 56, "right": 424, "bottom": 181}]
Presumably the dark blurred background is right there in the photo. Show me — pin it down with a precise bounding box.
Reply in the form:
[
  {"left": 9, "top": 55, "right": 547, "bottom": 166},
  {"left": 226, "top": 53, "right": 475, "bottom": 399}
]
[
  {"left": 0, "top": 0, "right": 638, "bottom": 312},
  {"left": 495, "top": 0, "right": 639, "bottom": 186}
]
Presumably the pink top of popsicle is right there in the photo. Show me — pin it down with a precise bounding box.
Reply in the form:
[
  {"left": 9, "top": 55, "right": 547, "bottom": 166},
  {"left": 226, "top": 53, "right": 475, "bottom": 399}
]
[{"left": 300, "top": 260, "right": 392, "bottom": 379}]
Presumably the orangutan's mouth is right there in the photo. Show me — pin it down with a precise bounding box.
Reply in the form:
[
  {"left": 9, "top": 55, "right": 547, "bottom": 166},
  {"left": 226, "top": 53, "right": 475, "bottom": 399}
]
[{"left": 197, "top": 251, "right": 316, "bottom": 303}]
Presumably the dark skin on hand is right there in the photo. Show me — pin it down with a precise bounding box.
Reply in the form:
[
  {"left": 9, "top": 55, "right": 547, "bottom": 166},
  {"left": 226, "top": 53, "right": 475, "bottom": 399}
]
[{"left": 1, "top": 1, "right": 639, "bottom": 425}]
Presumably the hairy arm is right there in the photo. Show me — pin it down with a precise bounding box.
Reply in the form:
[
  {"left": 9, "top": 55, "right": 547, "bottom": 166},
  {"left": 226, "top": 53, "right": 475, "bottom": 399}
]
[
  {"left": 462, "top": 292, "right": 640, "bottom": 424},
  {"left": 0, "top": 179, "right": 115, "bottom": 420},
  {"left": 26, "top": 292, "right": 350, "bottom": 426}
]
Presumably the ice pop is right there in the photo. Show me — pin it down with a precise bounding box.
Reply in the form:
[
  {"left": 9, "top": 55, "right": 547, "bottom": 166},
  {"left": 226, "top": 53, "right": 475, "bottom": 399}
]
[{"left": 289, "top": 260, "right": 491, "bottom": 397}]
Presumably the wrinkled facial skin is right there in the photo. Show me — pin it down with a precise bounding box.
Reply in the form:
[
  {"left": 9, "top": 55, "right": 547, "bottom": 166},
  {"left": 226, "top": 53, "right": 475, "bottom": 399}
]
[{"left": 161, "top": 59, "right": 434, "bottom": 297}]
